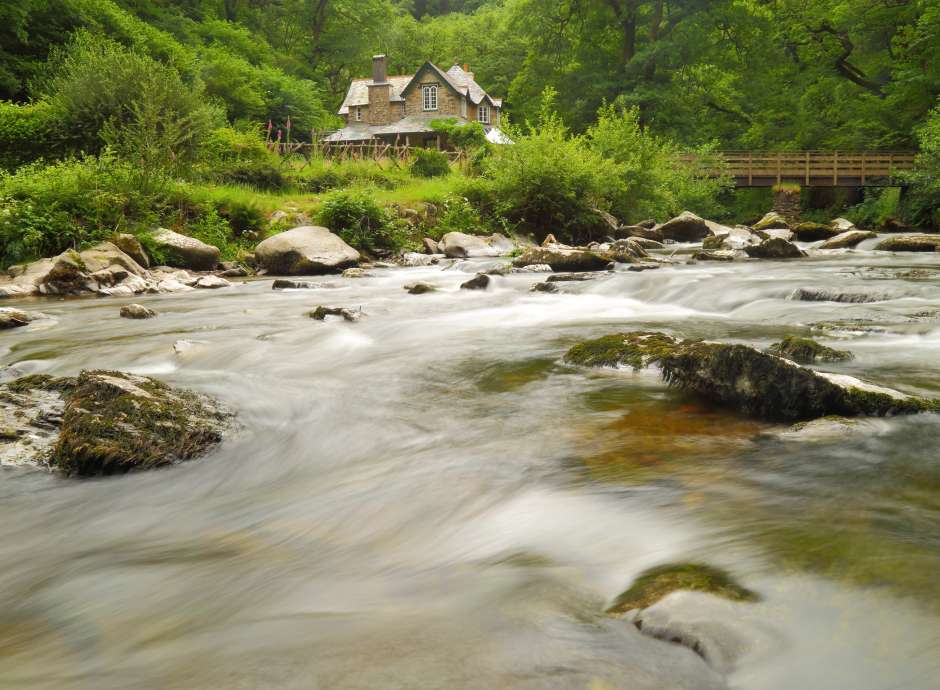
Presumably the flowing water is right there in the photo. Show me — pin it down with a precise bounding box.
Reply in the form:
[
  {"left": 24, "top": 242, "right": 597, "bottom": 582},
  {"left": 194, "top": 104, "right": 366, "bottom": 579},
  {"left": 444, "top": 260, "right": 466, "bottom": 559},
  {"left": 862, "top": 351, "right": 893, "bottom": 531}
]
[{"left": 2, "top": 247, "right": 940, "bottom": 689}]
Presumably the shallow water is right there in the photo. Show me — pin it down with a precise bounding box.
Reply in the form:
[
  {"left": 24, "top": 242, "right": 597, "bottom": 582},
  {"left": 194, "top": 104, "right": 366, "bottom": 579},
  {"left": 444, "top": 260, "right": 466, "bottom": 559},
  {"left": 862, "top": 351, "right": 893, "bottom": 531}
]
[{"left": 2, "top": 248, "right": 940, "bottom": 689}]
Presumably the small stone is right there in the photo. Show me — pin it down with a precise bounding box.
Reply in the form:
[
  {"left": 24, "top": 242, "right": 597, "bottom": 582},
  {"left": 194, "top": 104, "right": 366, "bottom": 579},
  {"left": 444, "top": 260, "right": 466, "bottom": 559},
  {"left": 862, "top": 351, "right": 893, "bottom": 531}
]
[
  {"left": 272, "top": 279, "right": 318, "bottom": 290},
  {"left": 342, "top": 268, "right": 369, "bottom": 278},
  {"left": 530, "top": 281, "right": 559, "bottom": 293},
  {"left": 404, "top": 282, "right": 436, "bottom": 294},
  {"left": 194, "top": 275, "right": 231, "bottom": 289},
  {"left": 119, "top": 304, "right": 157, "bottom": 319},
  {"left": 309, "top": 306, "right": 361, "bottom": 322},
  {"left": 460, "top": 274, "right": 491, "bottom": 290}
]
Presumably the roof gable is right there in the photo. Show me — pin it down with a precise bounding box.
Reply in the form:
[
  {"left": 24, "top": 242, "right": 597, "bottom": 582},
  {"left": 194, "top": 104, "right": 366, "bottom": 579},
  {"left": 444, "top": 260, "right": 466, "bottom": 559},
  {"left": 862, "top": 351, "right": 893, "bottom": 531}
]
[
  {"left": 445, "top": 64, "right": 497, "bottom": 107},
  {"left": 399, "top": 62, "right": 464, "bottom": 99}
]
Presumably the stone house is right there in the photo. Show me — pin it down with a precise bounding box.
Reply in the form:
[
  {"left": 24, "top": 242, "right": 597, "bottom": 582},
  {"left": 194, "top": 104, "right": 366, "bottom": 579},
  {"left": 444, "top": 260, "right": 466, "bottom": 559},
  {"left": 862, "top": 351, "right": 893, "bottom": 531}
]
[{"left": 325, "top": 54, "right": 509, "bottom": 147}]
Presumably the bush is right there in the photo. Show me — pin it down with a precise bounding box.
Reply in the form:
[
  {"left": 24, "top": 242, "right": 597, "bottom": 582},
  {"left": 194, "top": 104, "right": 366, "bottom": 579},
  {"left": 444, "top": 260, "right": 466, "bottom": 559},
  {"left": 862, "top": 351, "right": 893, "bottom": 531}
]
[
  {"left": 316, "top": 188, "right": 400, "bottom": 253},
  {"left": 294, "top": 159, "right": 409, "bottom": 193},
  {"left": 411, "top": 148, "right": 451, "bottom": 178},
  {"left": 427, "top": 195, "right": 489, "bottom": 239},
  {"left": 0, "top": 101, "right": 60, "bottom": 170},
  {"left": 0, "top": 195, "right": 80, "bottom": 267},
  {"left": 479, "top": 92, "right": 617, "bottom": 243}
]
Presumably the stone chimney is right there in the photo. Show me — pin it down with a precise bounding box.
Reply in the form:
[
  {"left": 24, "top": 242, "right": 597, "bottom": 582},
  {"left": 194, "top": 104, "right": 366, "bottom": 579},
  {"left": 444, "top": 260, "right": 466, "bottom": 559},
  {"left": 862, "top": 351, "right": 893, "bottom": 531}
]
[
  {"left": 368, "top": 54, "right": 391, "bottom": 125},
  {"left": 372, "top": 54, "right": 388, "bottom": 83},
  {"left": 463, "top": 63, "right": 474, "bottom": 80}
]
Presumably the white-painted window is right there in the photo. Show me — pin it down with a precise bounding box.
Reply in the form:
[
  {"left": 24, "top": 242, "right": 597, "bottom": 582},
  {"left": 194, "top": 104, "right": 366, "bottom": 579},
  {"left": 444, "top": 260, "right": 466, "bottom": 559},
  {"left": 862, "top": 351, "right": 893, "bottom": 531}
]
[
  {"left": 355, "top": 107, "right": 363, "bottom": 122},
  {"left": 460, "top": 98, "right": 467, "bottom": 118},
  {"left": 422, "top": 85, "right": 438, "bottom": 111},
  {"left": 478, "top": 103, "right": 490, "bottom": 124}
]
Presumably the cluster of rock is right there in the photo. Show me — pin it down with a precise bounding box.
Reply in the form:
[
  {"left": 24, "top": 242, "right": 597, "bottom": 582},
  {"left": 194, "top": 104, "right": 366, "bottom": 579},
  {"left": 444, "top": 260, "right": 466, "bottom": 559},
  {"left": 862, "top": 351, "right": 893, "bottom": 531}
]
[
  {"left": 0, "top": 232, "right": 235, "bottom": 299},
  {"left": 1, "top": 371, "right": 231, "bottom": 475}
]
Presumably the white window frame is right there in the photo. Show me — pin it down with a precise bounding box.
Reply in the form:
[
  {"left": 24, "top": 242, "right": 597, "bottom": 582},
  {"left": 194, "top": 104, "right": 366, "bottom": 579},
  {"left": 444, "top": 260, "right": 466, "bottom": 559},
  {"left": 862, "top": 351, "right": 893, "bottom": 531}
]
[
  {"left": 460, "top": 98, "right": 467, "bottom": 118},
  {"left": 355, "top": 106, "right": 363, "bottom": 122},
  {"left": 422, "top": 84, "right": 438, "bottom": 111},
  {"left": 478, "top": 103, "right": 490, "bottom": 124}
]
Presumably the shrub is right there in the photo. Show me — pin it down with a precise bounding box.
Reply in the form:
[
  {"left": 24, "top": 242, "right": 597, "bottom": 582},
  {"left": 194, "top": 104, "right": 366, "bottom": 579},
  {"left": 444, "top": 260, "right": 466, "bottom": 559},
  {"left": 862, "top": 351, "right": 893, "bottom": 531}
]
[
  {"left": 425, "top": 195, "right": 489, "bottom": 240},
  {"left": 479, "top": 91, "right": 617, "bottom": 243},
  {"left": 187, "top": 208, "right": 247, "bottom": 261},
  {"left": 411, "top": 148, "right": 451, "bottom": 178},
  {"left": 0, "top": 101, "right": 60, "bottom": 170},
  {"left": 902, "top": 104, "right": 940, "bottom": 228},
  {"left": 0, "top": 195, "right": 80, "bottom": 267},
  {"left": 316, "top": 188, "right": 400, "bottom": 253}
]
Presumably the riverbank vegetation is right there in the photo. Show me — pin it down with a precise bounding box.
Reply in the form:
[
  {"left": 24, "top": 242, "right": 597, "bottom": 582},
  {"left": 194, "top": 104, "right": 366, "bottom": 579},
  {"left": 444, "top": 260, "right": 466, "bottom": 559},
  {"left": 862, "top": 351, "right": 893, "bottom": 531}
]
[{"left": 2, "top": 0, "right": 939, "bottom": 268}]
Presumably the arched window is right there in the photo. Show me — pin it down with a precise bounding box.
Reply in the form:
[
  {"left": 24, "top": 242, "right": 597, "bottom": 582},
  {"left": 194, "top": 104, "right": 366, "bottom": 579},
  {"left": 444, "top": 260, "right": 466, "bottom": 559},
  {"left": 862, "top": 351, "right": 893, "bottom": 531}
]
[{"left": 422, "top": 85, "right": 438, "bottom": 111}]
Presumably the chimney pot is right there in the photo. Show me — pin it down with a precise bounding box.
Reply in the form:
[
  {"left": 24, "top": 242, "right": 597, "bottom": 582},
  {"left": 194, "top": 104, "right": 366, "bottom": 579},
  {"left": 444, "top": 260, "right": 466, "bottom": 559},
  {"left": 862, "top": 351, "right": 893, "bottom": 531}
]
[{"left": 372, "top": 54, "right": 387, "bottom": 83}]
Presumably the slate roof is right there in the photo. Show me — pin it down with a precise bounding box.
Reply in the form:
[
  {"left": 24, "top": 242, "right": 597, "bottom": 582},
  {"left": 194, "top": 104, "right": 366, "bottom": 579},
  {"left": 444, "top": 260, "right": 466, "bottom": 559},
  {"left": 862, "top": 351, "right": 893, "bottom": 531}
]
[
  {"left": 323, "top": 116, "right": 508, "bottom": 143},
  {"left": 336, "top": 62, "right": 501, "bottom": 115}
]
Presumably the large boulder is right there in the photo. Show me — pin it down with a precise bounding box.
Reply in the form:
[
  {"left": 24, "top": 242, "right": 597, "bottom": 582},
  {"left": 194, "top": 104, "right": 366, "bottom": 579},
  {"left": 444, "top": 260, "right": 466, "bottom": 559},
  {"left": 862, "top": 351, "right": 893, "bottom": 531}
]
[
  {"left": 606, "top": 238, "right": 650, "bottom": 263},
  {"left": 657, "top": 211, "right": 710, "bottom": 242},
  {"left": 52, "top": 370, "right": 231, "bottom": 476},
  {"left": 617, "top": 225, "right": 664, "bottom": 242},
  {"left": 254, "top": 226, "right": 360, "bottom": 275},
  {"left": 0, "top": 307, "right": 42, "bottom": 330},
  {"left": 874, "top": 235, "right": 940, "bottom": 252},
  {"left": 704, "top": 224, "right": 761, "bottom": 250},
  {"left": 564, "top": 331, "right": 939, "bottom": 421},
  {"left": 111, "top": 233, "right": 150, "bottom": 268},
  {"left": 752, "top": 211, "right": 790, "bottom": 232},
  {"left": 152, "top": 229, "right": 220, "bottom": 271},
  {"left": 1, "top": 372, "right": 230, "bottom": 475},
  {"left": 743, "top": 237, "right": 805, "bottom": 259},
  {"left": 818, "top": 230, "right": 877, "bottom": 249},
  {"left": 439, "top": 232, "right": 514, "bottom": 258},
  {"left": 512, "top": 247, "right": 612, "bottom": 273},
  {"left": 792, "top": 222, "right": 840, "bottom": 242}
]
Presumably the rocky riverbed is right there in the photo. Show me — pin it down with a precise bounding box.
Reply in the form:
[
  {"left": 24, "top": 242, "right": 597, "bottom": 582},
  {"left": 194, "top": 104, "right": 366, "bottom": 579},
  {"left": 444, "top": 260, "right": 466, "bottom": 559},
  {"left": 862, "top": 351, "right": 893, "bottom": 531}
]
[{"left": 1, "top": 216, "right": 940, "bottom": 690}]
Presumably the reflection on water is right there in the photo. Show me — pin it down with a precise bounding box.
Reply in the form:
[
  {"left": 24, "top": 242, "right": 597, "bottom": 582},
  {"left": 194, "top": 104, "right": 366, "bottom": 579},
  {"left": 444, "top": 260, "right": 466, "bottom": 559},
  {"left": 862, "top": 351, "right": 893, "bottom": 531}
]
[{"left": 2, "top": 251, "right": 940, "bottom": 689}]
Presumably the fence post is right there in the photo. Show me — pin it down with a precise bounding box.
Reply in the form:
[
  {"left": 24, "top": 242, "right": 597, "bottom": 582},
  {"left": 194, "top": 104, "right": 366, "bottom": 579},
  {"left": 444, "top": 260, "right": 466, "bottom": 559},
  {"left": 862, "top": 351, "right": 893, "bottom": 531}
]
[
  {"left": 833, "top": 151, "right": 839, "bottom": 186},
  {"left": 804, "top": 151, "right": 810, "bottom": 186},
  {"left": 776, "top": 152, "right": 782, "bottom": 185}
]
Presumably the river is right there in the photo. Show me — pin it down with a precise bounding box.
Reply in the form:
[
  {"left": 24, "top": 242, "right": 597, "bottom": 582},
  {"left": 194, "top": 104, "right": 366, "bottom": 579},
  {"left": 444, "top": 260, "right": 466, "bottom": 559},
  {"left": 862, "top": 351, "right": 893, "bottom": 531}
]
[{"left": 2, "top": 246, "right": 940, "bottom": 689}]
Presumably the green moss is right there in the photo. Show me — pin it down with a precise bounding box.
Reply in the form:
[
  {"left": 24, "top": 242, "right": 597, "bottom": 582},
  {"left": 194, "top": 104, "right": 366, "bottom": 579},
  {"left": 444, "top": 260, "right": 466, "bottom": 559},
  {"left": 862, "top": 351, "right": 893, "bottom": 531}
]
[
  {"left": 767, "top": 336, "right": 853, "bottom": 364},
  {"left": 475, "top": 358, "right": 556, "bottom": 393},
  {"left": 606, "top": 563, "right": 758, "bottom": 614},
  {"left": 52, "top": 370, "right": 230, "bottom": 476},
  {"left": 564, "top": 332, "right": 681, "bottom": 369},
  {"left": 4, "top": 374, "right": 76, "bottom": 393},
  {"left": 792, "top": 222, "right": 839, "bottom": 241}
]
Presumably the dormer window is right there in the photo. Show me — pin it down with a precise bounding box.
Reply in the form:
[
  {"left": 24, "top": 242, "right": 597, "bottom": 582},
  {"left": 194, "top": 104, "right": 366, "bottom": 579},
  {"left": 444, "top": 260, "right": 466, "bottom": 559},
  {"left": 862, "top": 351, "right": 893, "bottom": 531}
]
[
  {"left": 422, "top": 85, "right": 438, "bottom": 111},
  {"left": 355, "top": 107, "right": 363, "bottom": 122},
  {"left": 478, "top": 103, "right": 490, "bottom": 124}
]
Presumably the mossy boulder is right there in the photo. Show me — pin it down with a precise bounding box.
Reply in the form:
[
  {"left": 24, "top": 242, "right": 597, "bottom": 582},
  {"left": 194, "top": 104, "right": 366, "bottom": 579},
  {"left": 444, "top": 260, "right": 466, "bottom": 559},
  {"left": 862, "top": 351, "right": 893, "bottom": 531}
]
[
  {"left": 564, "top": 332, "right": 682, "bottom": 369},
  {"left": 874, "top": 235, "right": 940, "bottom": 252},
  {"left": 52, "top": 370, "right": 231, "bottom": 476},
  {"left": 793, "top": 222, "right": 840, "bottom": 242},
  {"left": 818, "top": 230, "right": 877, "bottom": 249},
  {"left": 767, "top": 336, "right": 853, "bottom": 364},
  {"left": 607, "top": 563, "right": 758, "bottom": 614},
  {"left": 743, "top": 237, "right": 805, "bottom": 259},
  {"left": 752, "top": 211, "right": 790, "bottom": 232},
  {"left": 657, "top": 211, "right": 710, "bottom": 242},
  {"left": 565, "top": 331, "right": 939, "bottom": 421},
  {"left": 512, "top": 247, "right": 612, "bottom": 272}
]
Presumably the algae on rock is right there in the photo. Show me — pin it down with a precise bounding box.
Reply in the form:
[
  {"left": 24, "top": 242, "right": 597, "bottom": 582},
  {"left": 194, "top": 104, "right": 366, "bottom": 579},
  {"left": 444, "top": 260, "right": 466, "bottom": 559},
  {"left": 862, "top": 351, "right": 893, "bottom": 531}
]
[{"left": 607, "top": 563, "right": 758, "bottom": 614}]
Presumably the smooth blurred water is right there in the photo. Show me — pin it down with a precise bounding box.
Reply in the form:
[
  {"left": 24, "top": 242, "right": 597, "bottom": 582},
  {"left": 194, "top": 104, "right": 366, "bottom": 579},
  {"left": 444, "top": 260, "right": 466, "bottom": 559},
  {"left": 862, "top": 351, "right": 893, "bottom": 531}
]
[{"left": 2, "top": 248, "right": 940, "bottom": 689}]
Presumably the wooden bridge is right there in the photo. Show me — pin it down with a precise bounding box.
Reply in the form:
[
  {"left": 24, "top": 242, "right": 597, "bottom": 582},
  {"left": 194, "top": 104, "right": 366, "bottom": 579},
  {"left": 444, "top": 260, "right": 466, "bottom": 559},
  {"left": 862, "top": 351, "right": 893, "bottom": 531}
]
[{"left": 681, "top": 151, "right": 916, "bottom": 187}]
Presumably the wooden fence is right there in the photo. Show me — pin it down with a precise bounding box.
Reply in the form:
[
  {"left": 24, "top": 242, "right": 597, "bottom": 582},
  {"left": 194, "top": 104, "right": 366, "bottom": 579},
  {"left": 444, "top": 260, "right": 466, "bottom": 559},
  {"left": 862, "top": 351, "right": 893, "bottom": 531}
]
[{"left": 266, "top": 132, "right": 465, "bottom": 166}]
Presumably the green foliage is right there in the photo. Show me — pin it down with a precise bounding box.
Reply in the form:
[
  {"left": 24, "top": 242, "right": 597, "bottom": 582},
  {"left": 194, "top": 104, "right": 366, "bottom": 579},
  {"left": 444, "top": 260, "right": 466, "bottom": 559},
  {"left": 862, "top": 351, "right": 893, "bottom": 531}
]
[
  {"left": 903, "top": 104, "right": 940, "bottom": 228},
  {"left": 846, "top": 188, "right": 901, "bottom": 229},
  {"left": 427, "top": 195, "right": 488, "bottom": 240},
  {"left": 430, "top": 118, "right": 487, "bottom": 150},
  {"left": 294, "top": 159, "right": 409, "bottom": 193},
  {"left": 0, "top": 101, "right": 59, "bottom": 170},
  {"left": 411, "top": 148, "right": 452, "bottom": 178},
  {"left": 316, "top": 188, "right": 400, "bottom": 253}
]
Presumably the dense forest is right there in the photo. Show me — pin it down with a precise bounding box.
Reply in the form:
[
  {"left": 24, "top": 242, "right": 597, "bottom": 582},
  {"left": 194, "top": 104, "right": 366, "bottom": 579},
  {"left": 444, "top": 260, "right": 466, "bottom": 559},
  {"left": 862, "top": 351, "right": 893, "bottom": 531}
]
[{"left": 1, "top": 0, "right": 939, "bottom": 267}]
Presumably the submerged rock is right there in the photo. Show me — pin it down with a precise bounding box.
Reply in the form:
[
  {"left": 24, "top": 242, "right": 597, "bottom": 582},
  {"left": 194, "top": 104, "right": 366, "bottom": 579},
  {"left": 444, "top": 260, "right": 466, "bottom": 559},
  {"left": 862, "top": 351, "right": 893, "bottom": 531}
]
[
  {"left": 530, "top": 281, "right": 559, "bottom": 293},
  {"left": 657, "top": 211, "right": 710, "bottom": 242},
  {"left": 690, "top": 251, "right": 735, "bottom": 262},
  {"left": 743, "top": 237, "right": 805, "bottom": 259},
  {"left": 874, "top": 235, "right": 940, "bottom": 252},
  {"left": 399, "top": 251, "right": 439, "bottom": 267},
  {"left": 770, "top": 415, "right": 887, "bottom": 443},
  {"left": 789, "top": 287, "right": 888, "bottom": 304},
  {"left": 254, "top": 226, "right": 360, "bottom": 275},
  {"left": 607, "top": 563, "right": 758, "bottom": 614},
  {"left": 817, "top": 230, "right": 877, "bottom": 249},
  {"left": 404, "top": 282, "right": 436, "bottom": 294},
  {"left": 194, "top": 275, "right": 231, "bottom": 289},
  {"left": 119, "top": 304, "right": 157, "bottom": 320},
  {"left": 308, "top": 306, "right": 361, "bottom": 322},
  {"left": 341, "top": 267, "right": 369, "bottom": 278},
  {"left": 271, "top": 279, "right": 322, "bottom": 290},
  {"left": 152, "top": 229, "right": 220, "bottom": 271},
  {"left": 767, "top": 336, "right": 853, "bottom": 364},
  {"left": 512, "top": 247, "right": 612, "bottom": 273},
  {"left": 460, "top": 273, "right": 491, "bottom": 291},
  {"left": 565, "top": 331, "right": 939, "bottom": 420}
]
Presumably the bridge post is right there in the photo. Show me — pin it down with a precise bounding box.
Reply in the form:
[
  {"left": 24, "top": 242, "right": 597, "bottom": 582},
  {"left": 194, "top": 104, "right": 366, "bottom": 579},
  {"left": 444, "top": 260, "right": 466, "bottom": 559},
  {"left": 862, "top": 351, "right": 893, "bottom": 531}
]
[
  {"left": 804, "top": 152, "right": 810, "bottom": 186},
  {"left": 833, "top": 151, "right": 838, "bottom": 186},
  {"left": 776, "top": 152, "right": 782, "bottom": 185},
  {"left": 747, "top": 152, "right": 753, "bottom": 186}
]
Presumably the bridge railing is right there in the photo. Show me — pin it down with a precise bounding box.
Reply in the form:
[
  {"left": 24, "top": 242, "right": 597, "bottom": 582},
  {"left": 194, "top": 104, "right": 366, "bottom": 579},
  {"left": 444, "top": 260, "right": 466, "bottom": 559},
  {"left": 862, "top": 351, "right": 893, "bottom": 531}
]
[{"left": 680, "top": 150, "right": 916, "bottom": 186}]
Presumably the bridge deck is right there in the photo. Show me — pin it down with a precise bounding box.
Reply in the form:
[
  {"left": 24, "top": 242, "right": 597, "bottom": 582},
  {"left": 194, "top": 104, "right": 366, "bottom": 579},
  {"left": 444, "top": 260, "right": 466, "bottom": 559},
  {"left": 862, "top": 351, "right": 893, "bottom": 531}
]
[{"left": 681, "top": 151, "right": 916, "bottom": 187}]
